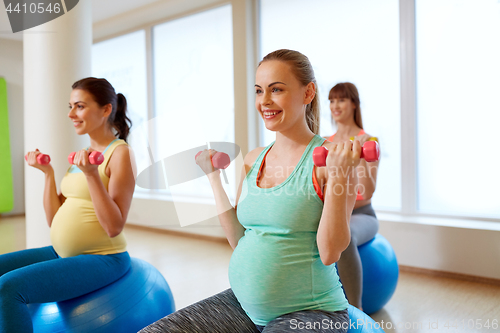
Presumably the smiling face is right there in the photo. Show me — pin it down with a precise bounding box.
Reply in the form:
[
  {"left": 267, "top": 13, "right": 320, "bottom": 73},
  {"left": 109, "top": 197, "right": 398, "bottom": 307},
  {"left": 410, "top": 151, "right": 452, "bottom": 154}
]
[
  {"left": 68, "top": 89, "right": 111, "bottom": 136},
  {"left": 255, "top": 60, "right": 313, "bottom": 133},
  {"left": 329, "top": 97, "right": 356, "bottom": 124}
]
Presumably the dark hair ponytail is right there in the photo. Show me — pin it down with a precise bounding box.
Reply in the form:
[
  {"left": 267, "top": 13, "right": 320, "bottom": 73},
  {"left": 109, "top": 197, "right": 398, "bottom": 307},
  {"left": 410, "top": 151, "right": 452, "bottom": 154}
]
[
  {"left": 114, "top": 93, "right": 132, "bottom": 141},
  {"left": 72, "top": 77, "right": 132, "bottom": 142}
]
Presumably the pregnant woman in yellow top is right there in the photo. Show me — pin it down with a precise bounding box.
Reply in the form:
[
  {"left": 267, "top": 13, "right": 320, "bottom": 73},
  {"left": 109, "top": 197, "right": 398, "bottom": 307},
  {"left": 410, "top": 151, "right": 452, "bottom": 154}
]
[{"left": 0, "top": 77, "right": 135, "bottom": 333}]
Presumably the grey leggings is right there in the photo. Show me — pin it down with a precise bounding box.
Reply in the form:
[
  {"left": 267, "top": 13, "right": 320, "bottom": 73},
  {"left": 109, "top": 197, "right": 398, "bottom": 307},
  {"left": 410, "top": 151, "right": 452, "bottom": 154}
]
[
  {"left": 139, "top": 289, "right": 349, "bottom": 333},
  {"left": 336, "top": 203, "right": 379, "bottom": 309}
]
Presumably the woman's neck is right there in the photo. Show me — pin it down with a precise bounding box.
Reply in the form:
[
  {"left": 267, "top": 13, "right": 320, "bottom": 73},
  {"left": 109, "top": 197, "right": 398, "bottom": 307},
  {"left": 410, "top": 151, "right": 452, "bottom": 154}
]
[
  {"left": 88, "top": 128, "right": 117, "bottom": 151},
  {"left": 273, "top": 121, "right": 315, "bottom": 154},
  {"left": 335, "top": 119, "right": 361, "bottom": 139}
]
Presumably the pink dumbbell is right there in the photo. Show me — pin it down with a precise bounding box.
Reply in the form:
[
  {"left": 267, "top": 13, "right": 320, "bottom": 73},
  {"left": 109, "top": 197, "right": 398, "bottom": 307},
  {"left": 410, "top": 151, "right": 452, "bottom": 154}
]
[
  {"left": 68, "top": 151, "right": 104, "bottom": 165},
  {"left": 25, "top": 152, "right": 51, "bottom": 165},
  {"left": 195, "top": 151, "right": 231, "bottom": 169},
  {"left": 313, "top": 141, "right": 380, "bottom": 167}
]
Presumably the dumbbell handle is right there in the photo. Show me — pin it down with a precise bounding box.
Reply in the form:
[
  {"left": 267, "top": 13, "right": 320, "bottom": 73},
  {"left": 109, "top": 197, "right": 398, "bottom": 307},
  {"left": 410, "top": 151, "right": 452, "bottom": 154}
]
[
  {"left": 313, "top": 141, "right": 380, "bottom": 167},
  {"left": 25, "top": 153, "right": 51, "bottom": 165},
  {"left": 68, "top": 151, "right": 104, "bottom": 165},
  {"left": 195, "top": 151, "right": 230, "bottom": 169}
]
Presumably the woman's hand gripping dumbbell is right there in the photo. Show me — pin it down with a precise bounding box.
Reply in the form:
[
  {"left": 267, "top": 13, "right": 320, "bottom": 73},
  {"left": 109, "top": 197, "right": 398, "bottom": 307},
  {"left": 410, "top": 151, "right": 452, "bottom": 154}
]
[
  {"left": 313, "top": 140, "right": 380, "bottom": 167},
  {"left": 195, "top": 150, "right": 230, "bottom": 169},
  {"left": 25, "top": 149, "right": 51, "bottom": 165},
  {"left": 25, "top": 149, "right": 53, "bottom": 173},
  {"left": 68, "top": 150, "right": 104, "bottom": 165},
  {"left": 195, "top": 150, "right": 231, "bottom": 183}
]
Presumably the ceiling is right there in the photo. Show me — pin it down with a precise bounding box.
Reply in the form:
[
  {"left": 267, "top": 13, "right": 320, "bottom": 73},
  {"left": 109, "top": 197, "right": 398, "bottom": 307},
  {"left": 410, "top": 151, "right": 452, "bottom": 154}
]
[{"left": 0, "top": 0, "right": 164, "bottom": 41}]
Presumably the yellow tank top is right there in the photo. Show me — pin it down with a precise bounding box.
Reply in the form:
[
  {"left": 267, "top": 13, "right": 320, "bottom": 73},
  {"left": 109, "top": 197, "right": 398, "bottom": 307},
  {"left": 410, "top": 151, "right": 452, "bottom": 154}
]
[{"left": 51, "top": 139, "right": 128, "bottom": 258}]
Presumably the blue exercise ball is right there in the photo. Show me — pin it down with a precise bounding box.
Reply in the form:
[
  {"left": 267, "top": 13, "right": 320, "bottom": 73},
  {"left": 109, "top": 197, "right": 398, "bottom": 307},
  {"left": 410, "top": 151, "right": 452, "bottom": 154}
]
[
  {"left": 28, "top": 258, "right": 175, "bottom": 333},
  {"left": 347, "top": 305, "right": 385, "bottom": 333},
  {"left": 359, "top": 234, "right": 399, "bottom": 314}
]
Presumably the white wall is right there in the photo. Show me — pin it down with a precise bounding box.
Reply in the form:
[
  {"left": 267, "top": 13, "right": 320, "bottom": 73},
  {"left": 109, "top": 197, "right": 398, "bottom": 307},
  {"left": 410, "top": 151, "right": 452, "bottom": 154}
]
[
  {"left": 128, "top": 197, "right": 226, "bottom": 238},
  {"left": 0, "top": 38, "right": 24, "bottom": 215},
  {"left": 378, "top": 215, "right": 500, "bottom": 280}
]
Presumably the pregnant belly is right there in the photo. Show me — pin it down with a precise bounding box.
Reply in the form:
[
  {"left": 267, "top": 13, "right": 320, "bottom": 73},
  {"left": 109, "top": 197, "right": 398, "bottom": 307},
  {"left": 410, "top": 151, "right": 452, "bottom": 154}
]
[
  {"left": 50, "top": 199, "right": 109, "bottom": 257},
  {"left": 228, "top": 232, "right": 318, "bottom": 309}
]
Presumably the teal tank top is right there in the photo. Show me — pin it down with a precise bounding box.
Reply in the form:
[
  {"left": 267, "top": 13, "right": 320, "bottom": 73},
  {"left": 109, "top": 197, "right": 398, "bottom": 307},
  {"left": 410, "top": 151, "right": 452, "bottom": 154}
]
[{"left": 229, "top": 134, "right": 349, "bottom": 326}]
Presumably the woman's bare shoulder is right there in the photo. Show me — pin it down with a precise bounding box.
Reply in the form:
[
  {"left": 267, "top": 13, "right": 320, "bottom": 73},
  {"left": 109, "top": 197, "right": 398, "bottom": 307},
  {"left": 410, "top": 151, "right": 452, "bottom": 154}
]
[{"left": 244, "top": 147, "right": 266, "bottom": 166}]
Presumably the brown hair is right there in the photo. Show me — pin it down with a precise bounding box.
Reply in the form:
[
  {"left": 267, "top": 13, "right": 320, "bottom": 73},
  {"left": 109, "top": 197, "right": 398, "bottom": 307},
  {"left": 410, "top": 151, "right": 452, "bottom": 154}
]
[
  {"left": 259, "top": 49, "right": 320, "bottom": 134},
  {"left": 72, "top": 77, "right": 132, "bottom": 141},
  {"left": 328, "top": 82, "right": 363, "bottom": 129}
]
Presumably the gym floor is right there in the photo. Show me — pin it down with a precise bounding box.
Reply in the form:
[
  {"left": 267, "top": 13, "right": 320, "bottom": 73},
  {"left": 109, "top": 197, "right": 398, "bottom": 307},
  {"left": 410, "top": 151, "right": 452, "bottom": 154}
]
[{"left": 1, "top": 215, "right": 499, "bottom": 333}]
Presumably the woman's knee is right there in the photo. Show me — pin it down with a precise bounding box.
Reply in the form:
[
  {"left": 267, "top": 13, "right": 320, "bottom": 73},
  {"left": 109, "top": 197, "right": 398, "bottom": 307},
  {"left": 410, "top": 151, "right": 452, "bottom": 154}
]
[
  {"left": 140, "top": 289, "right": 258, "bottom": 333},
  {"left": 0, "top": 273, "right": 23, "bottom": 302},
  {"left": 264, "top": 310, "right": 349, "bottom": 333},
  {"left": 349, "top": 215, "right": 379, "bottom": 246}
]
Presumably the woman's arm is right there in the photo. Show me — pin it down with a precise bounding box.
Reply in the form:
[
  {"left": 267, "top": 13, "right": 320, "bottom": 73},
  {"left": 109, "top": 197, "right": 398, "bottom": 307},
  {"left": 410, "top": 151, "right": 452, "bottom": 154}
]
[
  {"left": 316, "top": 141, "right": 361, "bottom": 266},
  {"left": 75, "top": 146, "right": 136, "bottom": 237},
  {"left": 25, "top": 150, "right": 65, "bottom": 227},
  {"left": 198, "top": 148, "right": 263, "bottom": 249},
  {"left": 42, "top": 169, "right": 66, "bottom": 227}
]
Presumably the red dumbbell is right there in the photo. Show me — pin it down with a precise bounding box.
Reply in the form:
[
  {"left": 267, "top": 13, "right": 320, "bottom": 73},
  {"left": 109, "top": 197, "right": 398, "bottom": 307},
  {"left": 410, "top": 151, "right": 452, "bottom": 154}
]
[
  {"left": 313, "top": 141, "right": 380, "bottom": 167},
  {"left": 68, "top": 151, "right": 104, "bottom": 165},
  {"left": 25, "top": 152, "right": 51, "bottom": 165},
  {"left": 195, "top": 151, "right": 230, "bottom": 169}
]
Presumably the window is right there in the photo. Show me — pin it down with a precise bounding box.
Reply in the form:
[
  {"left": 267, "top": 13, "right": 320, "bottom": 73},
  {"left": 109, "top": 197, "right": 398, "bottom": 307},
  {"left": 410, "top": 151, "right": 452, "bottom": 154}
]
[
  {"left": 92, "top": 30, "right": 149, "bottom": 180},
  {"left": 152, "top": 5, "right": 235, "bottom": 201},
  {"left": 416, "top": 0, "right": 500, "bottom": 218},
  {"left": 260, "top": 0, "right": 401, "bottom": 210}
]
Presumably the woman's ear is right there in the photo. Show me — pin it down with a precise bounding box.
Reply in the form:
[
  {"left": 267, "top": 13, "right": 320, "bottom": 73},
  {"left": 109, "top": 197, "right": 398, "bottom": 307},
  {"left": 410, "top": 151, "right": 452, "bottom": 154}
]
[
  {"left": 103, "top": 103, "right": 112, "bottom": 118},
  {"left": 304, "top": 82, "right": 316, "bottom": 105}
]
